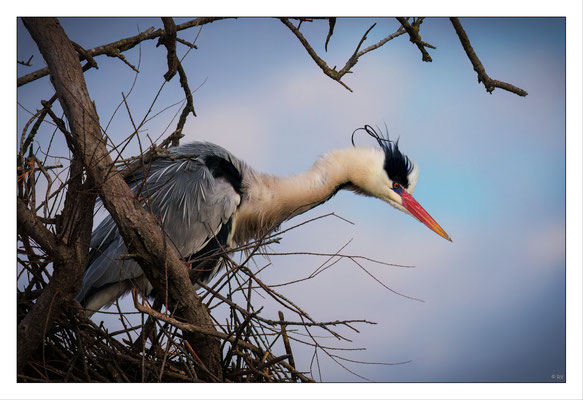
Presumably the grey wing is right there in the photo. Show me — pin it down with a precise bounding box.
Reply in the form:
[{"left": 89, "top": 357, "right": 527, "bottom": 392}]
[{"left": 76, "top": 156, "right": 241, "bottom": 303}]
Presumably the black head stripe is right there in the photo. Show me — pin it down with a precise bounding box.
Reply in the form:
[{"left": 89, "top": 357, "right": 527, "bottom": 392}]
[
  {"left": 352, "top": 125, "right": 413, "bottom": 188},
  {"left": 204, "top": 155, "right": 243, "bottom": 195}
]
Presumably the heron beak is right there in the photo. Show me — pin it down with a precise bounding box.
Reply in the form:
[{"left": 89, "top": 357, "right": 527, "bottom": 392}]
[{"left": 399, "top": 190, "right": 452, "bottom": 242}]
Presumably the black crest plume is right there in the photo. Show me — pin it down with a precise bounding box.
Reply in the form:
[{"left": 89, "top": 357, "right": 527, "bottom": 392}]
[{"left": 351, "top": 124, "right": 413, "bottom": 188}]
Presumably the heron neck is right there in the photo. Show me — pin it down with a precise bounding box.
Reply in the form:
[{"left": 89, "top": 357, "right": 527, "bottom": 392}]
[{"left": 232, "top": 147, "right": 384, "bottom": 243}]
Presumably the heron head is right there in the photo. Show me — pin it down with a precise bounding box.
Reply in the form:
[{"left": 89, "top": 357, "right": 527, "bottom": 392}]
[{"left": 352, "top": 125, "right": 451, "bottom": 242}]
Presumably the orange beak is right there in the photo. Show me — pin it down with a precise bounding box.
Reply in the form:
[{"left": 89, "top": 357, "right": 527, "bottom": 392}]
[{"left": 399, "top": 190, "right": 452, "bottom": 242}]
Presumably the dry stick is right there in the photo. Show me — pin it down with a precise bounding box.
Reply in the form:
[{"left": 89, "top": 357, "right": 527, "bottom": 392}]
[
  {"left": 133, "top": 297, "right": 312, "bottom": 382},
  {"left": 300, "top": 315, "right": 371, "bottom": 382},
  {"left": 335, "top": 22, "right": 377, "bottom": 76},
  {"left": 237, "top": 265, "right": 354, "bottom": 341},
  {"left": 450, "top": 17, "right": 528, "bottom": 97},
  {"left": 267, "top": 240, "right": 354, "bottom": 289},
  {"left": 157, "top": 322, "right": 178, "bottom": 382},
  {"left": 350, "top": 257, "right": 424, "bottom": 303},
  {"left": 330, "top": 354, "right": 411, "bottom": 366},
  {"left": 280, "top": 18, "right": 405, "bottom": 92},
  {"left": 160, "top": 17, "right": 178, "bottom": 81},
  {"left": 324, "top": 18, "right": 336, "bottom": 51},
  {"left": 183, "top": 341, "right": 221, "bottom": 383},
  {"left": 396, "top": 17, "right": 435, "bottom": 62},
  {"left": 215, "top": 256, "right": 342, "bottom": 348},
  {"left": 225, "top": 272, "right": 277, "bottom": 360},
  {"left": 20, "top": 94, "right": 59, "bottom": 160},
  {"left": 144, "top": 75, "right": 206, "bottom": 132},
  {"left": 176, "top": 37, "right": 197, "bottom": 49},
  {"left": 111, "top": 24, "right": 202, "bottom": 174},
  {"left": 171, "top": 62, "right": 196, "bottom": 147},
  {"left": 198, "top": 281, "right": 374, "bottom": 330},
  {"left": 278, "top": 311, "right": 297, "bottom": 382},
  {"left": 279, "top": 18, "right": 343, "bottom": 84},
  {"left": 164, "top": 25, "right": 203, "bottom": 147},
  {"left": 18, "top": 54, "right": 34, "bottom": 66},
  {"left": 103, "top": 29, "right": 143, "bottom": 135},
  {"left": 229, "top": 349, "right": 274, "bottom": 382},
  {"left": 262, "top": 250, "right": 414, "bottom": 268},
  {"left": 221, "top": 309, "right": 260, "bottom": 372},
  {"left": 71, "top": 41, "right": 98, "bottom": 70}
]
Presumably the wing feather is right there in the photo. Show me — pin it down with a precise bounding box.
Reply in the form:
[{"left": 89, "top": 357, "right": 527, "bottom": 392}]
[{"left": 77, "top": 149, "right": 241, "bottom": 304}]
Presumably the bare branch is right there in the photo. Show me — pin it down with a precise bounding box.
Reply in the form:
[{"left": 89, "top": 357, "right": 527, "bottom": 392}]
[
  {"left": 281, "top": 18, "right": 407, "bottom": 92},
  {"left": 159, "top": 17, "right": 178, "bottom": 81},
  {"left": 355, "top": 25, "right": 406, "bottom": 58},
  {"left": 71, "top": 41, "right": 98, "bottom": 71},
  {"left": 280, "top": 17, "right": 350, "bottom": 90},
  {"left": 17, "top": 198, "right": 67, "bottom": 261},
  {"left": 450, "top": 17, "right": 528, "bottom": 97},
  {"left": 171, "top": 62, "right": 195, "bottom": 146},
  {"left": 396, "top": 17, "right": 435, "bottom": 62},
  {"left": 176, "top": 37, "right": 198, "bottom": 49},
  {"left": 17, "top": 17, "right": 228, "bottom": 87},
  {"left": 324, "top": 18, "right": 336, "bottom": 52},
  {"left": 18, "top": 54, "right": 34, "bottom": 66}
]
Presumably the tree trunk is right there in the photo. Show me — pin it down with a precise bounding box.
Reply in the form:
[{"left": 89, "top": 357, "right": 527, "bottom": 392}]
[{"left": 21, "top": 17, "right": 223, "bottom": 380}]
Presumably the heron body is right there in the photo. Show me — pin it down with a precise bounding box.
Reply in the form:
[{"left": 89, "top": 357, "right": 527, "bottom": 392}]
[{"left": 77, "top": 127, "right": 451, "bottom": 314}]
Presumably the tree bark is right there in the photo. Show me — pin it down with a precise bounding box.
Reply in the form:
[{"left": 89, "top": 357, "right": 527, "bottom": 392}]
[
  {"left": 21, "top": 17, "right": 222, "bottom": 380},
  {"left": 17, "top": 197, "right": 92, "bottom": 373}
]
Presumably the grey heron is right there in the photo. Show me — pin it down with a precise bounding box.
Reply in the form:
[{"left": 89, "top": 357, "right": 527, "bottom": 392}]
[{"left": 77, "top": 126, "right": 451, "bottom": 314}]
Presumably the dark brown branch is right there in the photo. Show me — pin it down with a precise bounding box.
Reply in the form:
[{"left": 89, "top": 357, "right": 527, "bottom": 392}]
[
  {"left": 278, "top": 311, "right": 297, "bottom": 381},
  {"left": 18, "top": 54, "right": 34, "bottom": 66},
  {"left": 159, "top": 17, "right": 178, "bottom": 81},
  {"left": 17, "top": 17, "right": 228, "bottom": 87},
  {"left": 17, "top": 198, "right": 67, "bottom": 262},
  {"left": 281, "top": 18, "right": 406, "bottom": 92},
  {"left": 280, "top": 17, "right": 350, "bottom": 89},
  {"left": 17, "top": 196, "right": 93, "bottom": 373},
  {"left": 71, "top": 41, "right": 98, "bottom": 70},
  {"left": 21, "top": 95, "right": 58, "bottom": 157},
  {"left": 324, "top": 18, "right": 336, "bottom": 52},
  {"left": 396, "top": 17, "right": 435, "bottom": 62},
  {"left": 170, "top": 62, "right": 196, "bottom": 147},
  {"left": 336, "top": 23, "right": 377, "bottom": 78},
  {"left": 176, "top": 37, "right": 198, "bottom": 49},
  {"left": 357, "top": 26, "right": 406, "bottom": 58},
  {"left": 450, "top": 17, "right": 528, "bottom": 97}
]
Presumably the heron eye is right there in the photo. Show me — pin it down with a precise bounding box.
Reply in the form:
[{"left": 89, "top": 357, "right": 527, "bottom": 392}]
[{"left": 392, "top": 182, "right": 400, "bottom": 190}]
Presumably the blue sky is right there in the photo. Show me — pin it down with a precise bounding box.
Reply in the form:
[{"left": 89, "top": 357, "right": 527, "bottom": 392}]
[{"left": 17, "top": 17, "right": 567, "bottom": 385}]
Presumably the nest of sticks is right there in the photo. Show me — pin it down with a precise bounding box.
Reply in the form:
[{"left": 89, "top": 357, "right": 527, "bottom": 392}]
[{"left": 18, "top": 215, "right": 381, "bottom": 383}]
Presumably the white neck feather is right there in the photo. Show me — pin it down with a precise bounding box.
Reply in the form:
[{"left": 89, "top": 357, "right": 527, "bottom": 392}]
[{"left": 232, "top": 147, "right": 385, "bottom": 244}]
